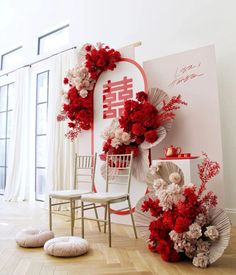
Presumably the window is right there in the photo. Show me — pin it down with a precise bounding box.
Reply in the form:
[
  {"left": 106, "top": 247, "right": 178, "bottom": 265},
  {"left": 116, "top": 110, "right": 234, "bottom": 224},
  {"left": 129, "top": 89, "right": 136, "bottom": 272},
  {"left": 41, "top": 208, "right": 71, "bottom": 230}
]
[
  {"left": 38, "top": 25, "right": 69, "bottom": 55},
  {"left": 1, "top": 47, "right": 23, "bottom": 70},
  {"left": 0, "top": 83, "right": 14, "bottom": 194},
  {"left": 35, "top": 71, "right": 49, "bottom": 200}
]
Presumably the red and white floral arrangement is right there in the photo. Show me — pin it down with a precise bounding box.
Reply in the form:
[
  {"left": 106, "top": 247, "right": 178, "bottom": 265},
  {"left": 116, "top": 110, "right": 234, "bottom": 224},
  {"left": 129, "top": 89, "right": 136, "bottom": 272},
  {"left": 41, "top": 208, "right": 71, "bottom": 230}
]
[
  {"left": 141, "top": 154, "right": 230, "bottom": 268},
  {"left": 57, "top": 43, "right": 121, "bottom": 140},
  {"left": 101, "top": 92, "right": 186, "bottom": 160}
]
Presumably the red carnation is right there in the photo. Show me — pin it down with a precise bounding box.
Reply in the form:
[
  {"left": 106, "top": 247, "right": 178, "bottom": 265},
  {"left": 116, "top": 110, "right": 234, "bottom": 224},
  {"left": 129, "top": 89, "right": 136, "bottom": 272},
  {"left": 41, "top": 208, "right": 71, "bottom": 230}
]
[
  {"left": 144, "top": 130, "right": 158, "bottom": 143},
  {"left": 174, "top": 216, "right": 192, "bottom": 233},
  {"left": 162, "top": 211, "right": 175, "bottom": 230},
  {"left": 131, "top": 123, "right": 146, "bottom": 136}
]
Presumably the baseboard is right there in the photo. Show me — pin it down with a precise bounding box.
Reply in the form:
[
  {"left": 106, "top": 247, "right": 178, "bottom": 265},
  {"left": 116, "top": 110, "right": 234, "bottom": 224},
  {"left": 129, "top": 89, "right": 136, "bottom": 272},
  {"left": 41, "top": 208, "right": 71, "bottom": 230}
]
[{"left": 225, "top": 208, "right": 236, "bottom": 226}]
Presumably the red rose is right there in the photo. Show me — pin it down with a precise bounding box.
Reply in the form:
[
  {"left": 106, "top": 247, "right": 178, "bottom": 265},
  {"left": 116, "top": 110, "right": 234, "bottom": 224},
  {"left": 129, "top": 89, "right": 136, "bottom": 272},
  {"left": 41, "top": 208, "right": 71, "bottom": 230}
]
[
  {"left": 63, "top": 77, "right": 69, "bottom": 84},
  {"left": 131, "top": 123, "right": 146, "bottom": 136},
  {"left": 144, "top": 130, "right": 158, "bottom": 143},
  {"left": 96, "top": 58, "right": 106, "bottom": 68},
  {"left": 85, "top": 45, "right": 92, "bottom": 51},
  {"left": 68, "top": 122, "right": 75, "bottom": 128},
  {"left": 136, "top": 91, "right": 148, "bottom": 102},
  {"left": 130, "top": 111, "right": 143, "bottom": 122}
]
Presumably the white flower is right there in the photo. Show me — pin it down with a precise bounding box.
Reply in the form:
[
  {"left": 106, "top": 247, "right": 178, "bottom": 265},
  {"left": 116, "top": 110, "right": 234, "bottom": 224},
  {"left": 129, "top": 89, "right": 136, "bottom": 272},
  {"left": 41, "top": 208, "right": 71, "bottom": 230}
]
[
  {"left": 156, "top": 183, "right": 184, "bottom": 210},
  {"left": 192, "top": 253, "right": 209, "bottom": 268},
  {"left": 195, "top": 213, "right": 208, "bottom": 226},
  {"left": 79, "top": 89, "right": 88, "bottom": 98},
  {"left": 153, "top": 178, "right": 167, "bottom": 191},
  {"left": 115, "top": 128, "right": 123, "bottom": 139},
  {"left": 187, "top": 223, "right": 202, "bottom": 239},
  {"left": 111, "top": 138, "right": 121, "bottom": 148},
  {"left": 184, "top": 241, "right": 196, "bottom": 258},
  {"left": 196, "top": 239, "right": 210, "bottom": 254},
  {"left": 204, "top": 226, "right": 219, "bottom": 241},
  {"left": 121, "top": 132, "right": 131, "bottom": 145},
  {"left": 78, "top": 67, "right": 88, "bottom": 78},
  {"left": 157, "top": 183, "right": 184, "bottom": 211},
  {"left": 169, "top": 172, "right": 182, "bottom": 185}
]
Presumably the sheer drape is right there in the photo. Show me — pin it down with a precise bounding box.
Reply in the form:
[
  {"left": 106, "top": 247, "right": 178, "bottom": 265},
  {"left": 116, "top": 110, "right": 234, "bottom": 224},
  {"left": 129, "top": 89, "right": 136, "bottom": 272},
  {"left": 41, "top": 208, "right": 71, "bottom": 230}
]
[
  {"left": 45, "top": 50, "right": 77, "bottom": 200},
  {"left": 4, "top": 49, "right": 77, "bottom": 201},
  {"left": 4, "top": 67, "right": 35, "bottom": 201}
]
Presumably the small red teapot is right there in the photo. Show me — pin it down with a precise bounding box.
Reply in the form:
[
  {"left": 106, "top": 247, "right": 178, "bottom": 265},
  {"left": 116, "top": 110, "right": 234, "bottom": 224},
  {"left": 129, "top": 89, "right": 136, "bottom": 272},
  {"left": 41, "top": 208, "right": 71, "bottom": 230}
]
[{"left": 164, "top": 145, "right": 182, "bottom": 157}]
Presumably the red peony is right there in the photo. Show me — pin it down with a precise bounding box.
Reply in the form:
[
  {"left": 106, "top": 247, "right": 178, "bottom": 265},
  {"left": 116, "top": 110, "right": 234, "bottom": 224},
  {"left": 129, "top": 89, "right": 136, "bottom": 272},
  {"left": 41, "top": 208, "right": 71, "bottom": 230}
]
[{"left": 144, "top": 130, "right": 158, "bottom": 143}]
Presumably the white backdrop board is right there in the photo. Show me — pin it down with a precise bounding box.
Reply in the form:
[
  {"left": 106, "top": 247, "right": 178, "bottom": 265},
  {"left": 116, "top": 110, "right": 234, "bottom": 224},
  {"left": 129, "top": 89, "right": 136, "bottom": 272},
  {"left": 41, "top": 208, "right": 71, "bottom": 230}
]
[
  {"left": 93, "top": 58, "right": 148, "bottom": 223},
  {"left": 143, "top": 45, "right": 224, "bottom": 206}
]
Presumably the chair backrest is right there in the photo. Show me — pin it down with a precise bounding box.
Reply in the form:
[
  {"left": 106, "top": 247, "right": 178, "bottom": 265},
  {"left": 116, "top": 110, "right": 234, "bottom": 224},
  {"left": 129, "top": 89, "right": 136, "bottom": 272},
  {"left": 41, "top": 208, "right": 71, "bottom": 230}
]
[
  {"left": 74, "top": 153, "right": 97, "bottom": 192},
  {"left": 105, "top": 153, "right": 133, "bottom": 194}
]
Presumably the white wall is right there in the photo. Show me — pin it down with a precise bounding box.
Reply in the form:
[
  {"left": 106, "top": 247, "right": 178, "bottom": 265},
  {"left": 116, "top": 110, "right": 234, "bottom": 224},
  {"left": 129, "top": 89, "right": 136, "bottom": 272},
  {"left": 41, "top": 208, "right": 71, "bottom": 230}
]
[{"left": 1, "top": 0, "right": 236, "bottom": 221}]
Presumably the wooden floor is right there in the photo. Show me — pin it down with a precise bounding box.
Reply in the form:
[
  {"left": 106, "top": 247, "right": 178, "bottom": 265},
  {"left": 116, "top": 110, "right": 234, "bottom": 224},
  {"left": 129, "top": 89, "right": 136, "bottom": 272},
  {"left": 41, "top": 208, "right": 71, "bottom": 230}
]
[{"left": 0, "top": 201, "right": 235, "bottom": 275}]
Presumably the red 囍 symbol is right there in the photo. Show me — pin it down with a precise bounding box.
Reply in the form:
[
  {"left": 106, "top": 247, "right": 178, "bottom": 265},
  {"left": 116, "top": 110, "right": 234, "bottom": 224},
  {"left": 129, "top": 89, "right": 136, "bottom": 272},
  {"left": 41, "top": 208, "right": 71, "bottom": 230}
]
[{"left": 103, "top": 76, "right": 133, "bottom": 119}]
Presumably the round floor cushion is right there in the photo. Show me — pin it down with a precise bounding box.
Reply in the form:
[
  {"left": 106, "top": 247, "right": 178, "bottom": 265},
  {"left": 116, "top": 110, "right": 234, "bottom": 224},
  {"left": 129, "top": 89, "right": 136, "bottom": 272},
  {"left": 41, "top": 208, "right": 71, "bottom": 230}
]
[
  {"left": 44, "top": 236, "right": 89, "bottom": 257},
  {"left": 16, "top": 228, "right": 54, "bottom": 248}
]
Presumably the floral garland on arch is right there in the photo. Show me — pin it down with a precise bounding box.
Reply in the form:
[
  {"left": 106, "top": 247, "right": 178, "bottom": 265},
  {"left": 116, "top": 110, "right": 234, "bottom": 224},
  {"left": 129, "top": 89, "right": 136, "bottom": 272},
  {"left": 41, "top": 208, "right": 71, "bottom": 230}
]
[
  {"left": 100, "top": 90, "right": 187, "bottom": 180},
  {"left": 57, "top": 43, "right": 121, "bottom": 140},
  {"left": 134, "top": 154, "right": 231, "bottom": 268}
]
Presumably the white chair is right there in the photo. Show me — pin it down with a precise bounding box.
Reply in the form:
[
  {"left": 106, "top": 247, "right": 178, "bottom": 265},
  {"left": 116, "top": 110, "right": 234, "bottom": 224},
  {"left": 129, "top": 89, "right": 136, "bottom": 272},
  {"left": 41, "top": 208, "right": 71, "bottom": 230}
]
[
  {"left": 49, "top": 153, "right": 101, "bottom": 235},
  {"left": 80, "top": 153, "right": 137, "bottom": 247}
]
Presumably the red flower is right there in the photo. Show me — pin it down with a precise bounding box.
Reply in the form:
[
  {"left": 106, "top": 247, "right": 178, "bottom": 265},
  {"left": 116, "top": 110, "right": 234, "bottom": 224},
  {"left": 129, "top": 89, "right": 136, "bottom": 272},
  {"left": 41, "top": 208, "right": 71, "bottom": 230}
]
[
  {"left": 131, "top": 123, "right": 146, "bottom": 136},
  {"left": 174, "top": 216, "right": 191, "bottom": 233},
  {"left": 63, "top": 77, "right": 69, "bottom": 84},
  {"left": 124, "top": 145, "right": 139, "bottom": 157},
  {"left": 136, "top": 91, "right": 148, "bottom": 102},
  {"left": 68, "top": 122, "right": 75, "bottom": 128},
  {"left": 144, "top": 130, "right": 158, "bottom": 143},
  {"left": 162, "top": 211, "right": 175, "bottom": 230},
  {"left": 85, "top": 45, "right": 92, "bottom": 51}
]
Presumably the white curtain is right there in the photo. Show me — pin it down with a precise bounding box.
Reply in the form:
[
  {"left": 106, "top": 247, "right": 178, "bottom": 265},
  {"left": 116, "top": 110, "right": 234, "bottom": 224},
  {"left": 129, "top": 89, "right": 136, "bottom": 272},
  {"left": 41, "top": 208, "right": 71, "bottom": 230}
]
[
  {"left": 4, "top": 67, "right": 35, "bottom": 201},
  {"left": 45, "top": 50, "right": 77, "bottom": 200},
  {"left": 4, "top": 49, "right": 77, "bottom": 202}
]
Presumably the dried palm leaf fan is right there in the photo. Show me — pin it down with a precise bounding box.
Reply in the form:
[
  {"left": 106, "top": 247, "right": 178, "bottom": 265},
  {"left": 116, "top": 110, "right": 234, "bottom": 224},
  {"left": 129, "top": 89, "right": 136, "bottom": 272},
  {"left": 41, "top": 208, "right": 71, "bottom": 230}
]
[
  {"left": 208, "top": 208, "right": 231, "bottom": 264},
  {"left": 134, "top": 193, "right": 157, "bottom": 241},
  {"left": 146, "top": 161, "right": 184, "bottom": 192}
]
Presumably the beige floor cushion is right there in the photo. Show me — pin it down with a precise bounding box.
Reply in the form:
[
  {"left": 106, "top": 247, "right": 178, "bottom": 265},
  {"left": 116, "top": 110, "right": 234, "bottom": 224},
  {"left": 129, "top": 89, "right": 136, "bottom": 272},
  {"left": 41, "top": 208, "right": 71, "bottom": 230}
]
[
  {"left": 44, "top": 236, "right": 89, "bottom": 257},
  {"left": 16, "top": 228, "right": 54, "bottom": 248}
]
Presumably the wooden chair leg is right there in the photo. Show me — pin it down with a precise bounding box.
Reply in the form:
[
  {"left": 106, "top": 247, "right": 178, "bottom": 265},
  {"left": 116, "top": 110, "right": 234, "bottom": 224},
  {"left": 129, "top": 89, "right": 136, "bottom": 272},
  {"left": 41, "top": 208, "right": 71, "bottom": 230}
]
[
  {"left": 49, "top": 197, "right": 52, "bottom": 230},
  {"left": 70, "top": 199, "right": 74, "bottom": 236},
  {"left": 81, "top": 201, "right": 84, "bottom": 238},
  {"left": 93, "top": 203, "right": 101, "bottom": 232},
  {"left": 104, "top": 205, "right": 108, "bottom": 233},
  {"left": 108, "top": 202, "right": 111, "bottom": 247},
  {"left": 128, "top": 197, "right": 138, "bottom": 239}
]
